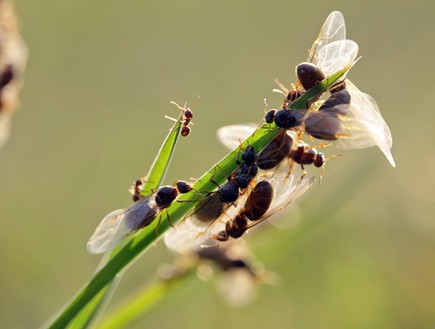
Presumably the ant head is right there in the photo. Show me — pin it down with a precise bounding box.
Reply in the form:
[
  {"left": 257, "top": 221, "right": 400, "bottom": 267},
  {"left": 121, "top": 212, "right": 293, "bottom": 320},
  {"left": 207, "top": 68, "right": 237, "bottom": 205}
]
[
  {"left": 218, "top": 182, "right": 239, "bottom": 203},
  {"left": 155, "top": 186, "right": 178, "bottom": 208},
  {"left": 264, "top": 109, "right": 276, "bottom": 124},
  {"left": 175, "top": 180, "right": 192, "bottom": 194},
  {"left": 241, "top": 145, "right": 257, "bottom": 165}
]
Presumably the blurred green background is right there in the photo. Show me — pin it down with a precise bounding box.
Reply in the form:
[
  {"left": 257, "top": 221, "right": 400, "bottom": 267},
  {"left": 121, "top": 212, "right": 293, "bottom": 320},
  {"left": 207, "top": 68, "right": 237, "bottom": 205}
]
[{"left": 1, "top": 0, "right": 434, "bottom": 328}]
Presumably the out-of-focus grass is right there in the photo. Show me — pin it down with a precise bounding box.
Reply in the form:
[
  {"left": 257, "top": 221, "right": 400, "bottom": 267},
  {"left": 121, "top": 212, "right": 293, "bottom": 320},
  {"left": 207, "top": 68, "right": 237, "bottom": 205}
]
[{"left": 1, "top": 1, "right": 434, "bottom": 329}]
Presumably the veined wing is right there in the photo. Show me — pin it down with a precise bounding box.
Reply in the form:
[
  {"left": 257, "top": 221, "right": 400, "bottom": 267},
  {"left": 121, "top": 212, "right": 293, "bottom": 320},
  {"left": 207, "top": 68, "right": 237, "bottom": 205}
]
[
  {"left": 164, "top": 192, "right": 249, "bottom": 255},
  {"left": 308, "top": 11, "right": 346, "bottom": 63},
  {"left": 306, "top": 11, "right": 357, "bottom": 81},
  {"left": 216, "top": 123, "right": 257, "bottom": 150},
  {"left": 244, "top": 169, "right": 316, "bottom": 232},
  {"left": 263, "top": 174, "right": 315, "bottom": 218},
  {"left": 87, "top": 196, "right": 158, "bottom": 254},
  {"left": 304, "top": 13, "right": 394, "bottom": 166},
  {"left": 333, "top": 81, "right": 395, "bottom": 166},
  {"left": 217, "top": 124, "right": 296, "bottom": 151},
  {"left": 315, "top": 40, "right": 358, "bottom": 78}
]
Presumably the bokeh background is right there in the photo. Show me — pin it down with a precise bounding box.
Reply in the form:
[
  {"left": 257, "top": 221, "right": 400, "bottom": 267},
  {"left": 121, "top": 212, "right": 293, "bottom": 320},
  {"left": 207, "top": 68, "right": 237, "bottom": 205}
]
[{"left": 1, "top": 0, "right": 434, "bottom": 328}]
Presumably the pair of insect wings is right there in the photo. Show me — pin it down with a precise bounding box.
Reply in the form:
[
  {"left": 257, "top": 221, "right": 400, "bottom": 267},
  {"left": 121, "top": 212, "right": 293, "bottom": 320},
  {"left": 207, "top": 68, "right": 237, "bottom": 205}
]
[{"left": 300, "top": 11, "right": 394, "bottom": 167}]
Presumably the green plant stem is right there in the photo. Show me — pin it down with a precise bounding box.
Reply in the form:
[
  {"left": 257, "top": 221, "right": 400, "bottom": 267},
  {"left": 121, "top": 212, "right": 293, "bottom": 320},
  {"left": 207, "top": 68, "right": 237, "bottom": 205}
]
[
  {"left": 65, "top": 113, "right": 185, "bottom": 329},
  {"left": 96, "top": 270, "right": 196, "bottom": 329}
]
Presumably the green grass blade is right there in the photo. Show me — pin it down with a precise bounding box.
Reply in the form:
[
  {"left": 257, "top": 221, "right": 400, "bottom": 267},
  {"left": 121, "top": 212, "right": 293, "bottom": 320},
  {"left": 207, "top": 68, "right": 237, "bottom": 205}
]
[
  {"left": 141, "top": 112, "right": 184, "bottom": 196},
  {"left": 96, "top": 270, "right": 196, "bottom": 329},
  {"left": 43, "top": 67, "right": 347, "bottom": 329},
  {"left": 64, "top": 113, "right": 185, "bottom": 328},
  {"left": 67, "top": 285, "right": 115, "bottom": 329}
]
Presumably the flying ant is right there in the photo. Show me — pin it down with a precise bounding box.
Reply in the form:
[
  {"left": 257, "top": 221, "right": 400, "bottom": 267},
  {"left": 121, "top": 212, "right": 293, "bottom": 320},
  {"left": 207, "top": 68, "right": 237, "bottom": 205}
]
[{"left": 87, "top": 180, "right": 192, "bottom": 254}]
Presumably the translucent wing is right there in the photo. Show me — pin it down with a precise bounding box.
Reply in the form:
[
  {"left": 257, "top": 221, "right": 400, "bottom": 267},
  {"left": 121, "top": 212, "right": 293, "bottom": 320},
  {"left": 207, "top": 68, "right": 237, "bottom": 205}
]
[
  {"left": 166, "top": 126, "right": 314, "bottom": 254},
  {"left": 87, "top": 209, "right": 130, "bottom": 255},
  {"left": 333, "top": 81, "right": 395, "bottom": 166},
  {"left": 164, "top": 192, "right": 249, "bottom": 255},
  {"left": 216, "top": 123, "right": 257, "bottom": 150},
  {"left": 217, "top": 124, "right": 296, "bottom": 151},
  {"left": 87, "top": 196, "right": 158, "bottom": 254},
  {"left": 247, "top": 171, "right": 316, "bottom": 229},
  {"left": 315, "top": 40, "right": 358, "bottom": 78},
  {"left": 302, "top": 12, "right": 393, "bottom": 166},
  {"left": 308, "top": 11, "right": 346, "bottom": 63},
  {"left": 305, "top": 11, "right": 357, "bottom": 84}
]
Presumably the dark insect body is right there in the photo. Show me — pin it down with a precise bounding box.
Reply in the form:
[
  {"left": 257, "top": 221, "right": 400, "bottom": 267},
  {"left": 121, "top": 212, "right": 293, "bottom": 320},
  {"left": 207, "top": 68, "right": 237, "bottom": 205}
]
[
  {"left": 290, "top": 144, "right": 325, "bottom": 170},
  {"left": 256, "top": 131, "right": 293, "bottom": 170},
  {"left": 304, "top": 82, "right": 351, "bottom": 141},
  {"left": 214, "top": 181, "right": 274, "bottom": 241}
]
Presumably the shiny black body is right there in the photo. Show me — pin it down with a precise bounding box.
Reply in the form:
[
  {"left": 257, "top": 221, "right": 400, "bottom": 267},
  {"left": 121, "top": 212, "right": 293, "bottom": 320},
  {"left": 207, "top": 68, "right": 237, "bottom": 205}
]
[
  {"left": 257, "top": 131, "right": 292, "bottom": 170},
  {"left": 290, "top": 144, "right": 325, "bottom": 169},
  {"left": 296, "top": 62, "right": 325, "bottom": 91},
  {"left": 218, "top": 182, "right": 240, "bottom": 203},
  {"left": 155, "top": 186, "right": 179, "bottom": 208},
  {"left": 181, "top": 107, "right": 193, "bottom": 137},
  {"left": 176, "top": 180, "right": 193, "bottom": 194},
  {"left": 274, "top": 108, "right": 306, "bottom": 129},
  {"left": 215, "top": 180, "right": 274, "bottom": 241},
  {"left": 264, "top": 109, "right": 276, "bottom": 124},
  {"left": 304, "top": 82, "right": 351, "bottom": 141}
]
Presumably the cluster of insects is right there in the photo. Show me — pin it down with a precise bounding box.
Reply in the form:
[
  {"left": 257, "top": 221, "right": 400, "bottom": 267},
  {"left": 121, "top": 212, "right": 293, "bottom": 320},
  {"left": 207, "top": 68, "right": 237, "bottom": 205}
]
[{"left": 87, "top": 11, "right": 394, "bottom": 257}]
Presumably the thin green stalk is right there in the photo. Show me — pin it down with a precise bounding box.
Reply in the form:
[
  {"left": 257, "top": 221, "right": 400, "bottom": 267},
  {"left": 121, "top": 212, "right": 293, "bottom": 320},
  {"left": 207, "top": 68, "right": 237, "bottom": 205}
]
[
  {"left": 96, "top": 270, "right": 196, "bottom": 329},
  {"left": 43, "top": 66, "right": 350, "bottom": 329},
  {"left": 66, "top": 112, "right": 185, "bottom": 328}
]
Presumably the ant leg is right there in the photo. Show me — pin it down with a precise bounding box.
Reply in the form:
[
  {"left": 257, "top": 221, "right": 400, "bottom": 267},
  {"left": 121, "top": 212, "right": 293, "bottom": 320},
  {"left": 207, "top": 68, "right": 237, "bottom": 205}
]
[
  {"left": 211, "top": 164, "right": 231, "bottom": 185},
  {"left": 170, "top": 101, "right": 186, "bottom": 112},
  {"left": 326, "top": 153, "right": 343, "bottom": 161},
  {"left": 155, "top": 213, "right": 163, "bottom": 236},
  {"left": 301, "top": 167, "right": 307, "bottom": 179},
  {"left": 285, "top": 156, "right": 297, "bottom": 180},
  {"left": 155, "top": 211, "right": 175, "bottom": 236},
  {"left": 329, "top": 80, "right": 346, "bottom": 93},
  {"left": 164, "top": 115, "right": 177, "bottom": 122},
  {"left": 318, "top": 166, "right": 324, "bottom": 184},
  {"left": 273, "top": 88, "right": 287, "bottom": 96},
  {"left": 235, "top": 142, "right": 245, "bottom": 165},
  {"left": 165, "top": 211, "right": 175, "bottom": 229},
  {"left": 274, "top": 78, "right": 289, "bottom": 94},
  {"left": 312, "top": 142, "right": 332, "bottom": 149},
  {"left": 211, "top": 230, "right": 229, "bottom": 242},
  {"left": 176, "top": 198, "right": 201, "bottom": 204},
  {"left": 199, "top": 239, "right": 220, "bottom": 249}
]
